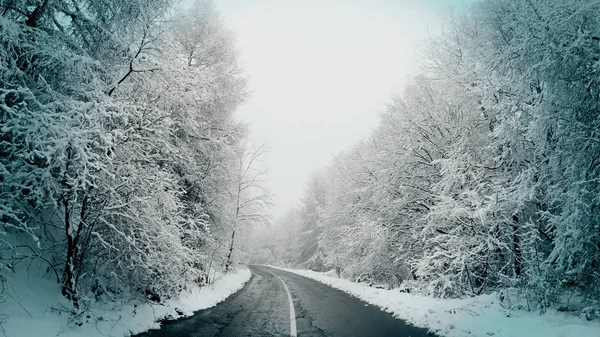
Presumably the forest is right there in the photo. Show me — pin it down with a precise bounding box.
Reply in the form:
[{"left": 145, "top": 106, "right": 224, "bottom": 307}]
[
  {"left": 1, "top": 0, "right": 270, "bottom": 311},
  {"left": 1, "top": 0, "right": 600, "bottom": 334},
  {"left": 255, "top": 0, "right": 600, "bottom": 313}
]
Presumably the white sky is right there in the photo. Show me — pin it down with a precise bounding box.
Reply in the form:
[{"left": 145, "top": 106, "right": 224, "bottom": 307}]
[{"left": 213, "top": 0, "right": 472, "bottom": 218}]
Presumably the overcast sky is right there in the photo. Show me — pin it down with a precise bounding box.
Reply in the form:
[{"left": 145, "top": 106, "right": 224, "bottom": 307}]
[{"left": 211, "top": 0, "right": 472, "bottom": 219}]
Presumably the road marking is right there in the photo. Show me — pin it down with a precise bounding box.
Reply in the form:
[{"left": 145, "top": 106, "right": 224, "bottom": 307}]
[{"left": 267, "top": 270, "right": 297, "bottom": 337}]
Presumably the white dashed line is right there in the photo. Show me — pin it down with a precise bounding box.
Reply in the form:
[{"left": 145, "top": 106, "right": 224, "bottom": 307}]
[{"left": 267, "top": 270, "right": 297, "bottom": 337}]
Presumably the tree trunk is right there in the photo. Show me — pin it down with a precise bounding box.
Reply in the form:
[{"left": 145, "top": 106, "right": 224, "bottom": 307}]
[
  {"left": 61, "top": 198, "right": 79, "bottom": 309},
  {"left": 225, "top": 229, "right": 235, "bottom": 272},
  {"left": 25, "top": 0, "right": 50, "bottom": 27},
  {"left": 60, "top": 146, "right": 79, "bottom": 309},
  {"left": 512, "top": 214, "right": 522, "bottom": 278}
]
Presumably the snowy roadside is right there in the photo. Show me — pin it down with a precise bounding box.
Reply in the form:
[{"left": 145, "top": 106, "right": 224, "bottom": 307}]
[
  {"left": 270, "top": 266, "right": 600, "bottom": 337},
  {"left": 0, "top": 268, "right": 251, "bottom": 337}
]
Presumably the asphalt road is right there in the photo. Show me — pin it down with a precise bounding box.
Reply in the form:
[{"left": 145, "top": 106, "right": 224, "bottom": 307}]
[{"left": 134, "top": 265, "right": 436, "bottom": 337}]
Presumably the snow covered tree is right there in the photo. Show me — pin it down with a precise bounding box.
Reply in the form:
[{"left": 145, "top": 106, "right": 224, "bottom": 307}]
[
  {"left": 275, "top": 0, "right": 600, "bottom": 311},
  {"left": 293, "top": 171, "right": 328, "bottom": 270},
  {"left": 225, "top": 141, "right": 272, "bottom": 271},
  {"left": 0, "top": 12, "right": 123, "bottom": 308},
  {"left": 1, "top": 0, "right": 251, "bottom": 309}
]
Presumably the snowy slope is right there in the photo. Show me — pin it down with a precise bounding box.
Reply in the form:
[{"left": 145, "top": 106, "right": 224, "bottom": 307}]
[
  {"left": 271, "top": 266, "right": 600, "bottom": 337},
  {"left": 0, "top": 269, "right": 250, "bottom": 337}
]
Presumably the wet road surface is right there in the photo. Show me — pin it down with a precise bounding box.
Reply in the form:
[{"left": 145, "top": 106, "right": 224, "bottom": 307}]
[{"left": 134, "top": 265, "right": 436, "bottom": 337}]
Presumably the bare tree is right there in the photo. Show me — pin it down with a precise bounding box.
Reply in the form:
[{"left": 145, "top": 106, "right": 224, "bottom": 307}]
[{"left": 225, "top": 141, "right": 272, "bottom": 272}]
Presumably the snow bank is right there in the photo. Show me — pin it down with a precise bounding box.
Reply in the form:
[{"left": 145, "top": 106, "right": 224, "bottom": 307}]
[
  {"left": 272, "top": 266, "right": 600, "bottom": 337},
  {"left": 0, "top": 269, "right": 250, "bottom": 337}
]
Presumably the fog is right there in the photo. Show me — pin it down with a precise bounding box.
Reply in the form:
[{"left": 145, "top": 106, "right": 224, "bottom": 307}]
[{"left": 215, "top": 0, "right": 472, "bottom": 218}]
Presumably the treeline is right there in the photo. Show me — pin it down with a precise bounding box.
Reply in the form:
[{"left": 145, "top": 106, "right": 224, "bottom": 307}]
[
  {"left": 260, "top": 0, "right": 600, "bottom": 311},
  {"left": 0, "top": 0, "right": 269, "bottom": 309}
]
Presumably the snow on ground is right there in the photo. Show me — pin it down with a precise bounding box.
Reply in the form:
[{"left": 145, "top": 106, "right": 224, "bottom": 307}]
[
  {"left": 271, "top": 266, "right": 600, "bottom": 337},
  {"left": 0, "top": 268, "right": 250, "bottom": 337}
]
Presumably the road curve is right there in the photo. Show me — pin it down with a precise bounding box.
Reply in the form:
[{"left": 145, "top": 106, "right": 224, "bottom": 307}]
[{"left": 134, "top": 265, "right": 436, "bottom": 337}]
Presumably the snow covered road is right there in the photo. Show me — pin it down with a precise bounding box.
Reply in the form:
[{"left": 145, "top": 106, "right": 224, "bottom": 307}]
[{"left": 134, "top": 265, "right": 435, "bottom": 336}]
